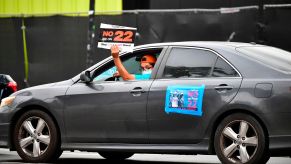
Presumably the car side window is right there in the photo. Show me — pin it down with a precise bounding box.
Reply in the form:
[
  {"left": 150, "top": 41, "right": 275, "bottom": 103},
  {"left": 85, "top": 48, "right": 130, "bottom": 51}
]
[
  {"left": 93, "top": 66, "right": 117, "bottom": 81},
  {"left": 212, "top": 57, "right": 239, "bottom": 77},
  {"left": 162, "top": 48, "right": 217, "bottom": 78},
  {"left": 92, "top": 49, "right": 162, "bottom": 82},
  {"left": 93, "top": 56, "right": 141, "bottom": 82}
]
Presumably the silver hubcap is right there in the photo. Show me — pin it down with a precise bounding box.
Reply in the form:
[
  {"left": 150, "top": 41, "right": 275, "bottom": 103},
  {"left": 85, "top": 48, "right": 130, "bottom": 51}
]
[
  {"left": 221, "top": 120, "right": 258, "bottom": 163},
  {"left": 18, "top": 117, "right": 51, "bottom": 157}
]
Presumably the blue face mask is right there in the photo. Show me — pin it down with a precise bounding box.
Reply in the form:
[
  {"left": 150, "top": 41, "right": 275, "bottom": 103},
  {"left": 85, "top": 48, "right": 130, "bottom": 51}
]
[{"left": 142, "top": 69, "right": 152, "bottom": 75}]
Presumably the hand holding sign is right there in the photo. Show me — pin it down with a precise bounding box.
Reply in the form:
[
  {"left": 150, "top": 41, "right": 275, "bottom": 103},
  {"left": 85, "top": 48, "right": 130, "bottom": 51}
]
[
  {"left": 98, "top": 23, "right": 137, "bottom": 52},
  {"left": 110, "top": 45, "right": 120, "bottom": 58}
]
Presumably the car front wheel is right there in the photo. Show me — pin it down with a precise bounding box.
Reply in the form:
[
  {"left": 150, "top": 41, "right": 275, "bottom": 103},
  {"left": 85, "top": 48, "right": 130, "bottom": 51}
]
[
  {"left": 214, "top": 113, "right": 269, "bottom": 164},
  {"left": 13, "top": 110, "right": 61, "bottom": 163},
  {"left": 99, "top": 151, "right": 134, "bottom": 160}
]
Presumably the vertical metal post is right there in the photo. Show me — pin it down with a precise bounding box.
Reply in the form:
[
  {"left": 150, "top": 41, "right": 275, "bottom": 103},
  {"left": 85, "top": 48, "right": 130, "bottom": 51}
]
[
  {"left": 21, "top": 18, "right": 30, "bottom": 88},
  {"left": 86, "top": 0, "right": 95, "bottom": 68}
]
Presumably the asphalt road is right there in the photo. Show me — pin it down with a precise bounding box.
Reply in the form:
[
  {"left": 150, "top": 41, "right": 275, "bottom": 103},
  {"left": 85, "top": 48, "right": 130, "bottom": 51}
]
[{"left": 1, "top": 148, "right": 291, "bottom": 164}]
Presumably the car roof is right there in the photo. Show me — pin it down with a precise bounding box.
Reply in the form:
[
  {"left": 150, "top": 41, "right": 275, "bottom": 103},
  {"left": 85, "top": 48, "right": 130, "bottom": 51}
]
[{"left": 134, "top": 41, "right": 259, "bottom": 50}]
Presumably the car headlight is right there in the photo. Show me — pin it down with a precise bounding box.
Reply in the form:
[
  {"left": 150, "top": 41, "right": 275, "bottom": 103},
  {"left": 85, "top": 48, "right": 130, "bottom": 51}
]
[{"left": 0, "top": 96, "right": 15, "bottom": 108}]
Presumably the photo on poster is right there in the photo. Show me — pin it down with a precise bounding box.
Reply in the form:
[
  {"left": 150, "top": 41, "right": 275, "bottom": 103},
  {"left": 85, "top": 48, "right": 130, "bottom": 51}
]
[{"left": 165, "top": 85, "right": 205, "bottom": 117}]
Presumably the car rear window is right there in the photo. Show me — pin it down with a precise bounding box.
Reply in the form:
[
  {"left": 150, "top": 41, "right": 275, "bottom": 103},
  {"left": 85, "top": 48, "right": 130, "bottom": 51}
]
[{"left": 236, "top": 46, "right": 291, "bottom": 73}]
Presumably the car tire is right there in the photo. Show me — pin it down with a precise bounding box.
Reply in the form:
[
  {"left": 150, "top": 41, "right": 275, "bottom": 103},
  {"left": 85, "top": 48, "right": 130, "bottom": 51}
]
[
  {"left": 214, "top": 113, "right": 269, "bottom": 164},
  {"left": 99, "top": 151, "right": 134, "bottom": 160},
  {"left": 13, "top": 110, "right": 61, "bottom": 163},
  {"left": 51, "top": 149, "right": 63, "bottom": 161}
]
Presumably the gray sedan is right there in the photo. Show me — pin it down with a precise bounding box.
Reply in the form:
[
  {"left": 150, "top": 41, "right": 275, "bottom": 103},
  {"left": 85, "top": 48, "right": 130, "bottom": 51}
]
[{"left": 1, "top": 42, "right": 291, "bottom": 164}]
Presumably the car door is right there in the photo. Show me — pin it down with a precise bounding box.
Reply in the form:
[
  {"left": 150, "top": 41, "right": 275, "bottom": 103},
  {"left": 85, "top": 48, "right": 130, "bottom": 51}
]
[
  {"left": 147, "top": 46, "right": 242, "bottom": 144},
  {"left": 64, "top": 47, "right": 166, "bottom": 143}
]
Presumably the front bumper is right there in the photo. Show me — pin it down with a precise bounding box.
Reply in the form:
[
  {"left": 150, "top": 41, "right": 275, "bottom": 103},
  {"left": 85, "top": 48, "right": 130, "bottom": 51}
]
[
  {"left": 0, "top": 106, "right": 12, "bottom": 148},
  {"left": 0, "top": 123, "right": 10, "bottom": 148}
]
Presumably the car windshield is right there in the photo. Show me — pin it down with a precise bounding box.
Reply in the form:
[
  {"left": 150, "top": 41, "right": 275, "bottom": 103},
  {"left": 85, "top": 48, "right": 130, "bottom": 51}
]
[
  {"left": 236, "top": 46, "right": 291, "bottom": 73},
  {"left": 0, "top": 75, "right": 5, "bottom": 82}
]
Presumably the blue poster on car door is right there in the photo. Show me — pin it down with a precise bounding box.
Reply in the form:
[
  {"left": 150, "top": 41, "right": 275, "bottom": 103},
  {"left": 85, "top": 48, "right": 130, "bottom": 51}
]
[{"left": 165, "top": 85, "right": 205, "bottom": 117}]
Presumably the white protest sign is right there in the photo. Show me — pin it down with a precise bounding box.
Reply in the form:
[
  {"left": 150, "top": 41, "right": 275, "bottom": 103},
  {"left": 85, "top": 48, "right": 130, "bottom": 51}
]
[{"left": 98, "top": 23, "right": 137, "bottom": 52}]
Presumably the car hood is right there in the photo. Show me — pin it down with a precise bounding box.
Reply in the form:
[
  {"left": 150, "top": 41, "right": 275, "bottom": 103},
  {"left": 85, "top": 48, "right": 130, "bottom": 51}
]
[{"left": 11, "top": 79, "right": 74, "bottom": 97}]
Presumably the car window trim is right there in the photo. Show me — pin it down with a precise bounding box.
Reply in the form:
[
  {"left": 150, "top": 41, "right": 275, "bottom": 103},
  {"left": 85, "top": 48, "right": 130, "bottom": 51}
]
[
  {"left": 156, "top": 46, "right": 242, "bottom": 79},
  {"left": 153, "top": 77, "right": 242, "bottom": 82}
]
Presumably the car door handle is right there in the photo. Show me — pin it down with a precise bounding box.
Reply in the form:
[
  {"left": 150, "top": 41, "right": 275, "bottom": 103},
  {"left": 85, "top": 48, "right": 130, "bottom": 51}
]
[
  {"left": 215, "top": 85, "right": 233, "bottom": 91},
  {"left": 130, "top": 87, "right": 145, "bottom": 93}
]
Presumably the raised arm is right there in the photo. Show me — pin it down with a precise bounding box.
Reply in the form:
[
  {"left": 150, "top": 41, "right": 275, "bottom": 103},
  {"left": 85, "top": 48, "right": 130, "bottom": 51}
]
[{"left": 110, "top": 45, "right": 135, "bottom": 80}]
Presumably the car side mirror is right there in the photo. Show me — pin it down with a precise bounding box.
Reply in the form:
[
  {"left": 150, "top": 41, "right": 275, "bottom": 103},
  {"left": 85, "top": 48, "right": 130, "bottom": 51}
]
[{"left": 80, "top": 71, "right": 92, "bottom": 83}]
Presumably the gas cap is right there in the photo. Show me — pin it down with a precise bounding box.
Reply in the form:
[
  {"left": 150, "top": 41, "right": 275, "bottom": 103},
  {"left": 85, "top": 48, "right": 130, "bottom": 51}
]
[{"left": 254, "top": 83, "right": 273, "bottom": 98}]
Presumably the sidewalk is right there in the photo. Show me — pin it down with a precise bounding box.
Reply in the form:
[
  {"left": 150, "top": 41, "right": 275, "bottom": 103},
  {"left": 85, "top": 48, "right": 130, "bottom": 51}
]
[{"left": 0, "top": 148, "right": 17, "bottom": 155}]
